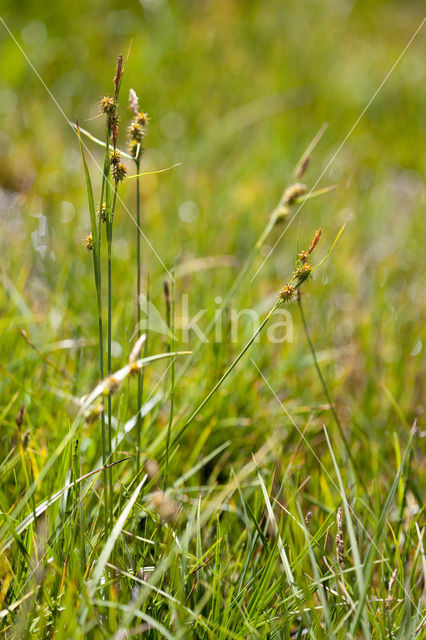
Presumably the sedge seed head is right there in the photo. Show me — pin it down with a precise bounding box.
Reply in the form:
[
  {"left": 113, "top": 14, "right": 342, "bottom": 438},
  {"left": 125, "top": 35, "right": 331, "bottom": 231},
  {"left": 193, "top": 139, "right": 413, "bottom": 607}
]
[
  {"left": 129, "top": 361, "right": 142, "bottom": 375},
  {"left": 298, "top": 250, "right": 309, "bottom": 263},
  {"left": 96, "top": 202, "right": 107, "bottom": 223},
  {"left": 135, "top": 111, "right": 149, "bottom": 127},
  {"left": 110, "top": 149, "right": 121, "bottom": 165},
  {"left": 82, "top": 233, "right": 93, "bottom": 252},
  {"left": 279, "top": 284, "right": 295, "bottom": 302},
  {"left": 99, "top": 95, "right": 115, "bottom": 114},
  {"left": 103, "top": 376, "right": 120, "bottom": 396},
  {"left": 295, "top": 262, "right": 312, "bottom": 281},
  {"left": 282, "top": 182, "right": 307, "bottom": 205},
  {"left": 112, "top": 161, "right": 127, "bottom": 183},
  {"left": 128, "top": 121, "right": 144, "bottom": 142},
  {"left": 308, "top": 228, "right": 322, "bottom": 255},
  {"left": 110, "top": 113, "right": 119, "bottom": 147},
  {"left": 273, "top": 204, "right": 290, "bottom": 225}
]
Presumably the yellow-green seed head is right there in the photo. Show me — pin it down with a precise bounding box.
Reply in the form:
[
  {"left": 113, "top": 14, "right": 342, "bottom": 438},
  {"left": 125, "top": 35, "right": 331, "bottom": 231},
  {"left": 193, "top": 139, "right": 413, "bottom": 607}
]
[
  {"left": 112, "top": 162, "right": 127, "bottom": 183},
  {"left": 82, "top": 233, "right": 93, "bottom": 252},
  {"left": 135, "top": 112, "right": 149, "bottom": 127},
  {"left": 110, "top": 149, "right": 121, "bottom": 165},
  {"left": 295, "top": 262, "right": 312, "bottom": 280},
  {"left": 128, "top": 121, "right": 144, "bottom": 142},
  {"left": 279, "top": 284, "right": 295, "bottom": 302},
  {"left": 99, "top": 95, "right": 115, "bottom": 114}
]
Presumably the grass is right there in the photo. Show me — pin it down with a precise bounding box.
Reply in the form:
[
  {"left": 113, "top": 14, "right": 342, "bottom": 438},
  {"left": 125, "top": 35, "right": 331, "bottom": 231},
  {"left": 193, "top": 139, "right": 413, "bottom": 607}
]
[{"left": 0, "top": 1, "right": 425, "bottom": 638}]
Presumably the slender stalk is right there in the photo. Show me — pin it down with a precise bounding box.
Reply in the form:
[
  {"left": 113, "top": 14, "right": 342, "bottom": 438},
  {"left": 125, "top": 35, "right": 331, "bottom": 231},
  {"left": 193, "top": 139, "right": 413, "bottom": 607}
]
[
  {"left": 164, "top": 279, "right": 175, "bottom": 488},
  {"left": 106, "top": 187, "right": 118, "bottom": 527},
  {"left": 96, "top": 273, "right": 108, "bottom": 531},
  {"left": 135, "top": 157, "right": 142, "bottom": 473},
  {"left": 98, "top": 121, "right": 110, "bottom": 533},
  {"left": 77, "top": 124, "right": 109, "bottom": 533},
  {"left": 139, "top": 275, "right": 150, "bottom": 441}
]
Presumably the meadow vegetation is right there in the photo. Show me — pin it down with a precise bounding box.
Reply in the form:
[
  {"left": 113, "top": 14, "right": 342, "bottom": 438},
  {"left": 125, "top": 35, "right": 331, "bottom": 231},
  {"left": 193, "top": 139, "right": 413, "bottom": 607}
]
[{"left": 0, "top": 1, "right": 425, "bottom": 638}]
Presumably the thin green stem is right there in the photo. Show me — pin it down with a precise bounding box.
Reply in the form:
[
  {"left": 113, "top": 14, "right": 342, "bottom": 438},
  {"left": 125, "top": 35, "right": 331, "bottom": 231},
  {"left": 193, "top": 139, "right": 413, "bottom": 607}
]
[
  {"left": 164, "top": 279, "right": 175, "bottom": 488},
  {"left": 77, "top": 123, "right": 109, "bottom": 534},
  {"left": 140, "top": 276, "right": 150, "bottom": 434},
  {"left": 106, "top": 186, "right": 118, "bottom": 528},
  {"left": 135, "top": 157, "right": 142, "bottom": 473},
  {"left": 98, "top": 121, "right": 110, "bottom": 533}
]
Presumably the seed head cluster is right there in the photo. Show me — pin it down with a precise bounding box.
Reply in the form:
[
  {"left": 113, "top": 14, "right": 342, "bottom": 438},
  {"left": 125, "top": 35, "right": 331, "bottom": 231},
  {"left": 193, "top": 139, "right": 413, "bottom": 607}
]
[
  {"left": 82, "top": 233, "right": 93, "bottom": 252},
  {"left": 128, "top": 88, "right": 149, "bottom": 160},
  {"left": 110, "top": 148, "right": 127, "bottom": 183},
  {"left": 273, "top": 182, "right": 308, "bottom": 224},
  {"left": 99, "top": 95, "right": 114, "bottom": 115},
  {"left": 96, "top": 201, "right": 107, "bottom": 223},
  {"left": 279, "top": 228, "right": 321, "bottom": 302},
  {"left": 282, "top": 182, "right": 307, "bottom": 205}
]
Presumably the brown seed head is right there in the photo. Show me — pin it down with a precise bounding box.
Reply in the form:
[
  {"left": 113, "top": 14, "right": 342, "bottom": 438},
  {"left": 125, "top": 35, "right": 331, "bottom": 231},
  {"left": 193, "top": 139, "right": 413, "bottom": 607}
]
[
  {"left": 113, "top": 54, "right": 123, "bottom": 99},
  {"left": 16, "top": 406, "right": 26, "bottom": 429},
  {"left": 296, "top": 155, "right": 310, "bottom": 179},
  {"left": 308, "top": 228, "right": 322, "bottom": 255}
]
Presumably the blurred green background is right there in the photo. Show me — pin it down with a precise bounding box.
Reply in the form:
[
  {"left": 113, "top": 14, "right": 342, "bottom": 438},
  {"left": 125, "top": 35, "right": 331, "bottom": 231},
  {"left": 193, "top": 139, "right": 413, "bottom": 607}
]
[{"left": 0, "top": 0, "right": 424, "bottom": 460}]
